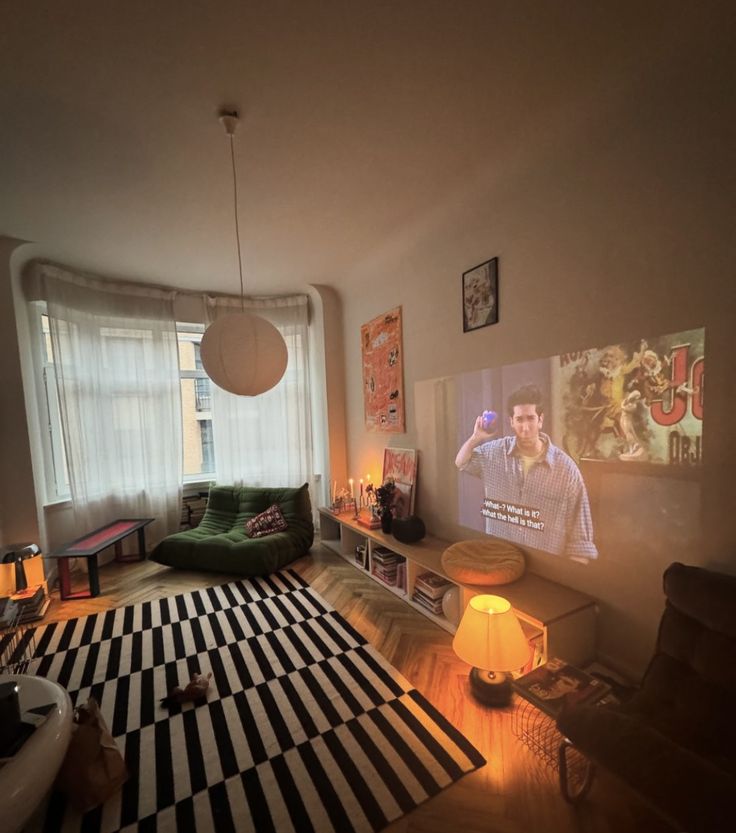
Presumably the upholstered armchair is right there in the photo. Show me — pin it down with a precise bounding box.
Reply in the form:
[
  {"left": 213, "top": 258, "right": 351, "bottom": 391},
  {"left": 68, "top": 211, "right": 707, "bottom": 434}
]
[
  {"left": 151, "top": 484, "right": 314, "bottom": 575},
  {"left": 557, "top": 561, "right": 736, "bottom": 833}
]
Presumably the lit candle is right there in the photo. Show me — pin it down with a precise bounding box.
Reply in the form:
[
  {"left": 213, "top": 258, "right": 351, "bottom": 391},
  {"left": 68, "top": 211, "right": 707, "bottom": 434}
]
[{"left": 348, "top": 478, "right": 354, "bottom": 501}]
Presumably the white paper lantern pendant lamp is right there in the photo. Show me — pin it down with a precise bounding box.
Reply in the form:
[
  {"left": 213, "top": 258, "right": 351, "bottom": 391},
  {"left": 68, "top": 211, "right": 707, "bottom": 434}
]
[{"left": 200, "top": 109, "right": 288, "bottom": 396}]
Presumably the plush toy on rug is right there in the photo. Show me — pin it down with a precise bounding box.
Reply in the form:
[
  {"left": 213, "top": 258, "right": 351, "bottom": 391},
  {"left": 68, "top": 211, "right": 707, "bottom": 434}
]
[{"left": 160, "top": 672, "right": 212, "bottom": 708}]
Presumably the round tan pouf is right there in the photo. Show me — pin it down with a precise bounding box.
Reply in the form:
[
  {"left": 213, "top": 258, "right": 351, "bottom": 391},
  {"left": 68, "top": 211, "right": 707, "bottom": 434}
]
[{"left": 441, "top": 539, "right": 526, "bottom": 586}]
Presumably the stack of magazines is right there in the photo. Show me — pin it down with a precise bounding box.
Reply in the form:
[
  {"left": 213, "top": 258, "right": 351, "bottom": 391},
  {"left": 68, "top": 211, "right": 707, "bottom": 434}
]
[
  {"left": 371, "top": 547, "right": 401, "bottom": 586},
  {"left": 412, "top": 571, "right": 453, "bottom": 615},
  {"left": 5, "top": 585, "right": 49, "bottom": 625},
  {"left": 512, "top": 657, "right": 613, "bottom": 717}
]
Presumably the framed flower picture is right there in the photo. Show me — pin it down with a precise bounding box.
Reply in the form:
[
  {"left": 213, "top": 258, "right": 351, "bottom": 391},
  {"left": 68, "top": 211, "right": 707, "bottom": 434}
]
[{"left": 462, "top": 257, "right": 498, "bottom": 332}]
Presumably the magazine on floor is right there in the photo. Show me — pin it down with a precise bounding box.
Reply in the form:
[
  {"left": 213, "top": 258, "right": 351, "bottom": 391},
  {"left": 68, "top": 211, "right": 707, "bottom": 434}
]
[{"left": 513, "top": 657, "right": 611, "bottom": 717}]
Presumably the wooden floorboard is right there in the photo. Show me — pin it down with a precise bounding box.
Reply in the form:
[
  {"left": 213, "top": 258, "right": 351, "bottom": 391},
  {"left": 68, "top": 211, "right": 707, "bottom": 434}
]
[{"left": 38, "top": 544, "right": 673, "bottom": 833}]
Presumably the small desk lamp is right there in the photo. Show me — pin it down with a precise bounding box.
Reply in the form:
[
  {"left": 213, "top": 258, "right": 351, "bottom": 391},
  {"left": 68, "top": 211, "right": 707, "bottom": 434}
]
[
  {"left": 1, "top": 543, "right": 41, "bottom": 593},
  {"left": 452, "top": 594, "right": 530, "bottom": 707}
]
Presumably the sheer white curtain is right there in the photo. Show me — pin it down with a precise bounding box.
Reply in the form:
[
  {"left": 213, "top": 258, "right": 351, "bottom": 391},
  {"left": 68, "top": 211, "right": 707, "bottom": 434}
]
[
  {"left": 38, "top": 263, "right": 183, "bottom": 544},
  {"left": 205, "top": 295, "right": 314, "bottom": 497}
]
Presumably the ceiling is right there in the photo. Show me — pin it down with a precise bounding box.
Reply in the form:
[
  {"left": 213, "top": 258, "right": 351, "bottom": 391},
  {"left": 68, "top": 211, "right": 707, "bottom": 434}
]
[{"left": 0, "top": 1, "right": 700, "bottom": 294}]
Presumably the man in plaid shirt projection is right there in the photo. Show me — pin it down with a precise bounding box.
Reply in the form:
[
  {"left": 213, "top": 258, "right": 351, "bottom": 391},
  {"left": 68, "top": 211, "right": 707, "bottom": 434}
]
[{"left": 455, "top": 384, "right": 598, "bottom": 561}]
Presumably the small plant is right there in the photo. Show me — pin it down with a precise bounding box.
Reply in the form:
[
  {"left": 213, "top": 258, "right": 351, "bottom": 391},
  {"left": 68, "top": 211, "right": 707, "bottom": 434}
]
[{"left": 372, "top": 478, "right": 396, "bottom": 517}]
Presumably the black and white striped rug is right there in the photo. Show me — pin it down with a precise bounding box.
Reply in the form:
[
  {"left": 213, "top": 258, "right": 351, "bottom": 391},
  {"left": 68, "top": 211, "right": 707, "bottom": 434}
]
[{"left": 23, "top": 569, "right": 484, "bottom": 833}]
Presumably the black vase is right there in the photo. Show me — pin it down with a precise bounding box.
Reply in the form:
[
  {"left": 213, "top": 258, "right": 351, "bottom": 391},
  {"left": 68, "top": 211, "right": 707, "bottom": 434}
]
[
  {"left": 391, "top": 515, "right": 426, "bottom": 544},
  {"left": 380, "top": 511, "right": 393, "bottom": 533}
]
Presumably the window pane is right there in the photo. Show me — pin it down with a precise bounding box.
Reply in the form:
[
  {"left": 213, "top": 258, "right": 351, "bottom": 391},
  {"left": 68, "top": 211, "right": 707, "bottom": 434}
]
[
  {"left": 194, "top": 377, "right": 211, "bottom": 412},
  {"left": 44, "top": 364, "right": 70, "bottom": 497},
  {"left": 200, "top": 420, "right": 214, "bottom": 472},
  {"left": 41, "top": 313, "right": 54, "bottom": 364},
  {"left": 177, "top": 324, "right": 205, "bottom": 373},
  {"left": 180, "top": 378, "right": 215, "bottom": 477}
]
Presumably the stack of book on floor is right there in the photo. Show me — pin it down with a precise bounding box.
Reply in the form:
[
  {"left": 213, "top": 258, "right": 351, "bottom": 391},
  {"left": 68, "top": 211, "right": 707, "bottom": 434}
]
[
  {"left": 3, "top": 584, "right": 49, "bottom": 625},
  {"left": 179, "top": 501, "right": 191, "bottom": 529},
  {"left": 412, "top": 571, "right": 453, "bottom": 615},
  {"left": 0, "top": 596, "right": 19, "bottom": 629},
  {"left": 182, "top": 493, "right": 209, "bottom": 528},
  {"left": 371, "top": 547, "right": 402, "bottom": 587}
]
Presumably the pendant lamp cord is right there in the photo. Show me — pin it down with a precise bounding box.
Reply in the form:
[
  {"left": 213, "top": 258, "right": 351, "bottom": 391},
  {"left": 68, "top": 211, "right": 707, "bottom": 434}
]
[{"left": 228, "top": 132, "right": 246, "bottom": 311}]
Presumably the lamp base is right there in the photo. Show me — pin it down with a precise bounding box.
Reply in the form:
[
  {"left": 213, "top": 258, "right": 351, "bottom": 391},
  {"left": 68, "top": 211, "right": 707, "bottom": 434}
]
[{"left": 469, "top": 667, "right": 513, "bottom": 707}]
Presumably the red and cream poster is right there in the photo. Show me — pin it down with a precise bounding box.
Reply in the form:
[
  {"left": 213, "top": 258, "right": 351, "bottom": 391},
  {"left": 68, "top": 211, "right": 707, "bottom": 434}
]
[
  {"left": 382, "top": 447, "right": 417, "bottom": 516},
  {"left": 361, "top": 307, "right": 405, "bottom": 433}
]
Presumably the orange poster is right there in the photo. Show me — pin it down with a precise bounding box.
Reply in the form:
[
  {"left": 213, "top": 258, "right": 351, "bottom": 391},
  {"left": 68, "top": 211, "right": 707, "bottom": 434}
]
[{"left": 361, "top": 307, "right": 405, "bottom": 432}]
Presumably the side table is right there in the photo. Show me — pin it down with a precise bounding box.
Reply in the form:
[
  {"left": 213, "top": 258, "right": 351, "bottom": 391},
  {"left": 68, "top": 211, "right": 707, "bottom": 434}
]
[
  {"left": 511, "top": 695, "right": 596, "bottom": 802},
  {"left": 0, "top": 674, "right": 73, "bottom": 833},
  {"left": 511, "top": 658, "right": 619, "bottom": 802},
  {"left": 49, "top": 518, "right": 154, "bottom": 600}
]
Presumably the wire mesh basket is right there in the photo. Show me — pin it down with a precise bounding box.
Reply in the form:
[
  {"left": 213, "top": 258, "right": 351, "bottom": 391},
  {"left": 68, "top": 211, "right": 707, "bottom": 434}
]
[
  {"left": 511, "top": 696, "right": 594, "bottom": 800},
  {"left": 0, "top": 607, "right": 38, "bottom": 675}
]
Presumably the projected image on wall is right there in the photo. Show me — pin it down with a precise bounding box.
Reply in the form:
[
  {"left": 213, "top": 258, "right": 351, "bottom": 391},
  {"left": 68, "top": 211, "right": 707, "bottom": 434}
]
[
  {"left": 456, "top": 381, "right": 598, "bottom": 560},
  {"left": 449, "top": 328, "right": 704, "bottom": 561}
]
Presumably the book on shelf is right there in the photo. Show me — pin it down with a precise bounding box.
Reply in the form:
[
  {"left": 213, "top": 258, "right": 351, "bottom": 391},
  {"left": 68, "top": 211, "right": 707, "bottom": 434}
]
[
  {"left": 356, "top": 511, "right": 381, "bottom": 529},
  {"left": 513, "top": 657, "right": 611, "bottom": 717},
  {"left": 518, "top": 631, "right": 545, "bottom": 675},
  {"left": 373, "top": 570, "right": 397, "bottom": 587},
  {"left": 412, "top": 586, "right": 442, "bottom": 605},
  {"left": 414, "top": 571, "right": 452, "bottom": 600},
  {"left": 371, "top": 555, "right": 396, "bottom": 564},
  {"left": 371, "top": 546, "right": 397, "bottom": 559},
  {"left": 395, "top": 558, "right": 407, "bottom": 592},
  {"left": 411, "top": 591, "right": 444, "bottom": 615}
]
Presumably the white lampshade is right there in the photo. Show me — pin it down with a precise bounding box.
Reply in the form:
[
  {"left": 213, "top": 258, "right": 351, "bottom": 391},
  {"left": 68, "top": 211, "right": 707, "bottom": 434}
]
[
  {"left": 200, "top": 312, "right": 288, "bottom": 396},
  {"left": 452, "top": 594, "right": 530, "bottom": 672}
]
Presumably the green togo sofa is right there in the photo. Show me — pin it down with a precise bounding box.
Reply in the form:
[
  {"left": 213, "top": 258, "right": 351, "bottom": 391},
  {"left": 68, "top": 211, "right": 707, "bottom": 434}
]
[{"left": 150, "top": 483, "right": 314, "bottom": 576}]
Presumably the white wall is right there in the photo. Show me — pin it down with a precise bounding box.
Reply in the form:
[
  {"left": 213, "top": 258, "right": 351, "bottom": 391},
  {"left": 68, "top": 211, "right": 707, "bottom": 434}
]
[
  {"left": 0, "top": 238, "right": 44, "bottom": 550},
  {"left": 338, "top": 11, "right": 735, "bottom": 677}
]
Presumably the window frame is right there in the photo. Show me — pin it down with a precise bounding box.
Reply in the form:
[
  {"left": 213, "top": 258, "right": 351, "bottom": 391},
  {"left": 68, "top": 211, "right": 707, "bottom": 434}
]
[
  {"left": 33, "top": 309, "right": 223, "bottom": 502},
  {"left": 30, "top": 307, "right": 71, "bottom": 502}
]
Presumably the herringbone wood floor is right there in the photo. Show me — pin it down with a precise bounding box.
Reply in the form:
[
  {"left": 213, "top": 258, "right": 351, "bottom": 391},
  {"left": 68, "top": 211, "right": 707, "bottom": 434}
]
[{"left": 40, "top": 544, "right": 673, "bottom": 833}]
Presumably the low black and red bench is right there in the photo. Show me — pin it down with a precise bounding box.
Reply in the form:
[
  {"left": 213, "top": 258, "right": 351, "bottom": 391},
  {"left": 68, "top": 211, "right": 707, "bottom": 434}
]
[{"left": 49, "top": 518, "right": 154, "bottom": 600}]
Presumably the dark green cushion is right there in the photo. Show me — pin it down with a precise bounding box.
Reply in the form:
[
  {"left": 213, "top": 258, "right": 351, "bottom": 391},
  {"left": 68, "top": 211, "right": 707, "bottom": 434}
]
[{"left": 150, "top": 483, "right": 314, "bottom": 576}]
